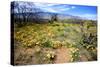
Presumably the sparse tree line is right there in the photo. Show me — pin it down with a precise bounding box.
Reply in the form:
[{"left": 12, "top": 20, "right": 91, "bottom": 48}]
[
  {"left": 11, "top": 2, "right": 82, "bottom": 25},
  {"left": 11, "top": 2, "right": 97, "bottom": 27},
  {"left": 11, "top": 2, "right": 58, "bottom": 25}
]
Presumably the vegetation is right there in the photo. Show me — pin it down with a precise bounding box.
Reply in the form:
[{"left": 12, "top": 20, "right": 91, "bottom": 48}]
[
  {"left": 11, "top": 1, "right": 97, "bottom": 65},
  {"left": 14, "top": 19, "right": 97, "bottom": 65}
]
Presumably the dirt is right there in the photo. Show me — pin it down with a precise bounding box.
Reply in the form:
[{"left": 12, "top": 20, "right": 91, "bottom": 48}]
[
  {"left": 80, "top": 55, "right": 88, "bottom": 61},
  {"left": 14, "top": 43, "right": 91, "bottom": 65},
  {"left": 53, "top": 47, "right": 71, "bottom": 63}
]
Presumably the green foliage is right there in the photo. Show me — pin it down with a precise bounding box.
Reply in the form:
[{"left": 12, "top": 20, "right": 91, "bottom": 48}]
[
  {"left": 34, "top": 49, "right": 55, "bottom": 64},
  {"left": 79, "top": 20, "right": 97, "bottom": 60},
  {"left": 69, "top": 47, "right": 80, "bottom": 62},
  {"left": 83, "top": 20, "right": 95, "bottom": 29},
  {"left": 42, "top": 39, "right": 53, "bottom": 48},
  {"left": 14, "top": 20, "right": 97, "bottom": 63}
]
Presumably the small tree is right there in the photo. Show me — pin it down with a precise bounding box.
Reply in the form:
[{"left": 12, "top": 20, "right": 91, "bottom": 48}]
[{"left": 50, "top": 14, "right": 58, "bottom": 23}]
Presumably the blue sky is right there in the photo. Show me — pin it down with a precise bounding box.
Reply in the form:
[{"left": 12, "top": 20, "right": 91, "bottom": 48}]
[
  {"left": 13, "top": 2, "right": 97, "bottom": 20},
  {"left": 33, "top": 3, "right": 97, "bottom": 20}
]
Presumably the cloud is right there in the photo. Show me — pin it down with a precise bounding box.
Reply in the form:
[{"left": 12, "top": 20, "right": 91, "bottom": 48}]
[
  {"left": 71, "top": 6, "right": 76, "bottom": 9},
  {"left": 33, "top": 3, "right": 76, "bottom": 13},
  {"left": 42, "top": 8, "right": 57, "bottom": 13},
  {"left": 79, "top": 14, "right": 97, "bottom": 20},
  {"left": 34, "top": 3, "right": 58, "bottom": 8},
  {"left": 83, "top": 14, "right": 97, "bottom": 17},
  {"left": 43, "top": 7, "right": 71, "bottom": 13}
]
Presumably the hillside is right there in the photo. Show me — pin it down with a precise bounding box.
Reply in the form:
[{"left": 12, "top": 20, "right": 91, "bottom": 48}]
[{"left": 14, "top": 21, "right": 97, "bottom": 65}]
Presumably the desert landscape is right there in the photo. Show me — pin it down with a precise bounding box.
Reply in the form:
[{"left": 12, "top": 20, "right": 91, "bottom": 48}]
[{"left": 11, "top": 1, "right": 97, "bottom": 65}]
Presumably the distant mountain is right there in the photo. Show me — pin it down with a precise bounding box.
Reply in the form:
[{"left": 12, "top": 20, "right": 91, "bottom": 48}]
[
  {"left": 13, "top": 11, "right": 95, "bottom": 21},
  {"left": 33, "top": 12, "right": 87, "bottom": 20}
]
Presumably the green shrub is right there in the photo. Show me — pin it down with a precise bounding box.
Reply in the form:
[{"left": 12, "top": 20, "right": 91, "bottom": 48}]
[{"left": 42, "top": 39, "right": 53, "bottom": 48}]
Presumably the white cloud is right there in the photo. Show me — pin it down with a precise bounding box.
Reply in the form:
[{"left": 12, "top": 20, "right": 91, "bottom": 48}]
[
  {"left": 42, "top": 7, "right": 57, "bottom": 13},
  {"left": 43, "top": 7, "right": 71, "bottom": 13},
  {"left": 33, "top": 3, "right": 77, "bottom": 13},
  {"left": 71, "top": 6, "right": 76, "bottom": 9},
  {"left": 33, "top": 3, "right": 70, "bottom": 13},
  {"left": 60, "top": 8, "right": 70, "bottom": 11},
  {"left": 84, "top": 14, "right": 96, "bottom": 17},
  {"left": 34, "top": 3, "right": 58, "bottom": 8},
  {"left": 80, "top": 14, "right": 97, "bottom": 20}
]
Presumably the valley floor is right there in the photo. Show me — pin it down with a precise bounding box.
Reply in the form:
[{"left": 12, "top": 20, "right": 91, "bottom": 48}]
[{"left": 13, "top": 21, "right": 97, "bottom": 65}]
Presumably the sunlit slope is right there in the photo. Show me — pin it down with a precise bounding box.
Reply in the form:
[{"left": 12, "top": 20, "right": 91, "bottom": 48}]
[{"left": 14, "top": 21, "right": 97, "bottom": 64}]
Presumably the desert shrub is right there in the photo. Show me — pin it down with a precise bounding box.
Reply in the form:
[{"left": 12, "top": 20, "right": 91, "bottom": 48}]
[
  {"left": 34, "top": 49, "right": 55, "bottom": 64},
  {"left": 52, "top": 41, "right": 62, "bottom": 49},
  {"left": 42, "top": 39, "right": 53, "bottom": 48},
  {"left": 14, "top": 22, "right": 26, "bottom": 27},
  {"left": 70, "top": 47, "right": 80, "bottom": 62},
  {"left": 79, "top": 20, "right": 97, "bottom": 60}
]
